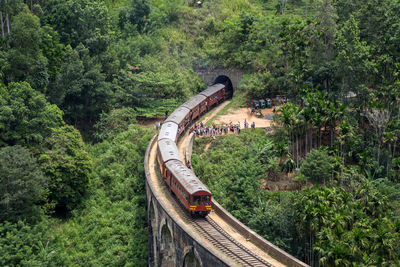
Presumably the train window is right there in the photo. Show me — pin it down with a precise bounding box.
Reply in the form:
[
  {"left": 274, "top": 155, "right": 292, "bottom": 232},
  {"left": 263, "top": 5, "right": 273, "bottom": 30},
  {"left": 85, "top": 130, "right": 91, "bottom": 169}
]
[
  {"left": 193, "top": 196, "right": 201, "bottom": 206},
  {"left": 203, "top": 196, "right": 210, "bottom": 206}
]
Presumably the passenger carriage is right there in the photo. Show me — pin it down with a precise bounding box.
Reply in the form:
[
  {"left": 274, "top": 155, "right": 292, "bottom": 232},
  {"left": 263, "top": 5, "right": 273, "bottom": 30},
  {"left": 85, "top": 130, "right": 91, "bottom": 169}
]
[
  {"left": 181, "top": 95, "right": 207, "bottom": 121},
  {"left": 157, "top": 139, "right": 182, "bottom": 178},
  {"left": 199, "top": 83, "right": 226, "bottom": 108},
  {"left": 165, "top": 160, "right": 212, "bottom": 216},
  {"left": 156, "top": 82, "right": 231, "bottom": 217},
  {"left": 164, "top": 106, "right": 190, "bottom": 135},
  {"left": 158, "top": 121, "right": 179, "bottom": 143}
]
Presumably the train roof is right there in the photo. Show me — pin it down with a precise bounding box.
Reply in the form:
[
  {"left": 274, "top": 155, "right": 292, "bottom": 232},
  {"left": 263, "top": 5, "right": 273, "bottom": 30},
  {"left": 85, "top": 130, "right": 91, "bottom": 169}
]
[
  {"left": 158, "top": 121, "right": 179, "bottom": 142},
  {"left": 157, "top": 139, "right": 182, "bottom": 163},
  {"left": 165, "top": 160, "right": 211, "bottom": 195},
  {"left": 181, "top": 95, "right": 207, "bottom": 110},
  {"left": 165, "top": 106, "right": 190, "bottom": 125},
  {"left": 199, "top": 83, "right": 225, "bottom": 97}
]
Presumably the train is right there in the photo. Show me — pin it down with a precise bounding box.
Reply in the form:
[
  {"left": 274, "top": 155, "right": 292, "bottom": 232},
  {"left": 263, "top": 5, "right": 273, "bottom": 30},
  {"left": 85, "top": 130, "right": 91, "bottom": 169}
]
[{"left": 157, "top": 83, "right": 228, "bottom": 216}]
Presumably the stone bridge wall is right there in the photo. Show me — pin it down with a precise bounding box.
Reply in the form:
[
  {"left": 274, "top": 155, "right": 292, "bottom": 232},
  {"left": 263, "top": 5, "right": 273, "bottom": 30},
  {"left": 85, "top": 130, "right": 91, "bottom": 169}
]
[
  {"left": 146, "top": 133, "right": 309, "bottom": 267},
  {"left": 145, "top": 135, "right": 235, "bottom": 267}
]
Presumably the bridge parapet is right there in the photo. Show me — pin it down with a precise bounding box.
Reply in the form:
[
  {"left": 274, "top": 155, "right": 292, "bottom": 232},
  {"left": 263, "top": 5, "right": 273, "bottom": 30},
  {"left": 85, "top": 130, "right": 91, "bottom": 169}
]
[
  {"left": 145, "top": 135, "right": 235, "bottom": 266},
  {"left": 146, "top": 132, "right": 309, "bottom": 267}
]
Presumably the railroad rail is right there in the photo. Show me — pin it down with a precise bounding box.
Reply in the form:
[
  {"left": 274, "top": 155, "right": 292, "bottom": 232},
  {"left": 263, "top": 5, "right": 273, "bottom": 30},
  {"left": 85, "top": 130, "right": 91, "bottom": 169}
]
[
  {"left": 145, "top": 92, "right": 309, "bottom": 267},
  {"left": 191, "top": 217, "right": 273, "bottom": 267},
  {"left": 158, "top": 149, "right": 274, "bottom": 266}
]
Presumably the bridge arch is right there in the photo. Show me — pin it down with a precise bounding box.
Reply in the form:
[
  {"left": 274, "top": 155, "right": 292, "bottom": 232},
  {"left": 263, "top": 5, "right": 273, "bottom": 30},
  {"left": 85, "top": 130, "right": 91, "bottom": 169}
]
[
  {"left": 149, "top": 200, "right": 157, "bottom": 227},
  {"left": 183, "top": 246, "right": 202, "bottom": 267},
  {"left": 159, "top": 220, "right": 176, "bottom": 267},
  {"left": 148, "top": 200, "right": 157, "bottom": 265}
]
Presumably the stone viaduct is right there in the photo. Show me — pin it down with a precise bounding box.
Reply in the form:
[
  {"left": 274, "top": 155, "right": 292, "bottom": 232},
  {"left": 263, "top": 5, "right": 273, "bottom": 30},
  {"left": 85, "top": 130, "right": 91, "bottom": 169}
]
[
  {"left": 145, "top": 133, "right": 309, "bottom": 267},
  {"left": 144, "top": 69, "right": 308, "bottom": 267}
]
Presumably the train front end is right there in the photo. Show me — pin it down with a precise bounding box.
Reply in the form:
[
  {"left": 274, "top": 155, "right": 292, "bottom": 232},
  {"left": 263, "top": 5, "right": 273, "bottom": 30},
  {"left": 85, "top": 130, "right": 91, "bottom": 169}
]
[{"left": 190, "top": 191, "right": 212, "bottom": 216}]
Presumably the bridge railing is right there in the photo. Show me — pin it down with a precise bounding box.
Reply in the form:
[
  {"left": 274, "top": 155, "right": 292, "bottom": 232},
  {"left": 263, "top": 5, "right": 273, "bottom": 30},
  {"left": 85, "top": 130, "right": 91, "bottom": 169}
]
[
  {"left": 144, "top": 134, "right": 235, "bottom": 266},
  {"left": 185, "top": 133, "right": 309, "bottom": 267}
]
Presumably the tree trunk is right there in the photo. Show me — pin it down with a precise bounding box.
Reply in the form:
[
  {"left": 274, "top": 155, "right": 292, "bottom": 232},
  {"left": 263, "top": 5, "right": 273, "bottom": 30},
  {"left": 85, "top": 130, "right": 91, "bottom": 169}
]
[
  {"left": 387, "top": 143, "right": 391, "bottom": 178},
  {"left": 296, "top": 133, "right": 299, "bottom": 168},
  {"left": 305, "top": 125, "right": 308, "bottom": 154},
  {"left": 319, "top": 127, "right": 321, "bottom": 147},
  {"left": 5, "top": 0, "right": 9, "bottom": 35},
  {"left": 0, "top": 0, "right": 4, "bottom": 39},
  {"left": 393, "top": 140, "right": 397, "bottom": 159},
  {"left": 292, "top": 132, "right": 295, "bottom": 161}
]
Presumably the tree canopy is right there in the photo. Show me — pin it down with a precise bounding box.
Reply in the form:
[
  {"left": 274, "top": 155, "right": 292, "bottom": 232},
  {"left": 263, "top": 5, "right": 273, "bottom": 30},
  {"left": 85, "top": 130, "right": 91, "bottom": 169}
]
[{"left": 0, "top": 145, "right": 47, "bottom": 222}]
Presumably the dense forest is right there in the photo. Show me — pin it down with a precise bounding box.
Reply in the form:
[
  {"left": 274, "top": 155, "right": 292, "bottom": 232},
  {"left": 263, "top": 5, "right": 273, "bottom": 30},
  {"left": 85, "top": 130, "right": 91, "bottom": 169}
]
[
  {"left": 191, "top": 1, "right": 400, "bottom": 265},
  {"left": 1, "top": 0, "right": 400, "bottom": 266}
]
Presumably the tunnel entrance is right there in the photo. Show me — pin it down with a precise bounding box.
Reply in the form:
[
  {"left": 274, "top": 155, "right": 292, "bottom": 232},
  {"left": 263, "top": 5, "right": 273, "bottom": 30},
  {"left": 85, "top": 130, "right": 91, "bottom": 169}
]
[{"left": 214, "top": 75, "right": 233, "bottom": 99}]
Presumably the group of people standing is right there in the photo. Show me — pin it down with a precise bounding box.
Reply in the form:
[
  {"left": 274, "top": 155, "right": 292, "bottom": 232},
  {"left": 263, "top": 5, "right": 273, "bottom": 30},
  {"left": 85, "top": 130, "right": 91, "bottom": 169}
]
[
  {"left": 156, "top": 118, "right": 257, "bottom": 138},
  {"left": 189, "top": 119, "right": 256, "bottom": 139}
]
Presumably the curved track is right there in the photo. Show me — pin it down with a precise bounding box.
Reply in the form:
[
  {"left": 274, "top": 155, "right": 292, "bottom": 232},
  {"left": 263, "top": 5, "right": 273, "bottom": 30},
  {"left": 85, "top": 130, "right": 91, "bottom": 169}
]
[
  {"left": 190, "top": 216, "right": 273, "bottom": 267},
  {"left": 147, "top": 101, "right": 289, "bottom": 266},
  {"left": 152, "top": 143, "right": 276, "bottom": 266}
]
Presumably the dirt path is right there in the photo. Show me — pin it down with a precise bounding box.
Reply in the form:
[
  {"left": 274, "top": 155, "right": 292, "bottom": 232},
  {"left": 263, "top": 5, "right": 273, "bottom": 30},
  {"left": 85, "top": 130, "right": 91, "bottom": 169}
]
[
  {"left": 202, "top": 101, "right": 231, "bottom": 124},
  {"left": 204, "top": 142, "right": 212, "bottom": 153},
  {"left": 213, "top": 107, "right": 276, "bottom": 128}
]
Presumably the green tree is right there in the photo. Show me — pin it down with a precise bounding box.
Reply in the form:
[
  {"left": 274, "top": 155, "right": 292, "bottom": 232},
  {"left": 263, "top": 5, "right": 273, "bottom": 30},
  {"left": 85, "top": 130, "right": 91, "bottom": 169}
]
[
  {"left": 48, "top": 45, "right": 83, "bottom": 107},
  {"left": 128, "top": 0, "right": 150, "bottom": 32},
  {"left": 38, "top": 126, "right": 92, "bottom": 213},
  {"left": 335, "top": 16, "right": 375, "bottom": 104},
  {"left": 0, "top": 82, "right": 63, "bottom": 147},
  {"left": 0, "top": 145, "right": 47, "bottom": 222},
  {"left": 94, "top": 107, "right": 137, "bottom": 141},
  {"left": 0, "top": 220, "right": 68, "bottom": 266},
  {"left": 300, "top": 147, "right": 339, "bottom": 184},
  {"left": 6, "top": 7, "right": 49, "bottom": 92},
  {"left": 44, "top": 0, "right": 110, "bottom": 54},
  {"left": 51, "top": 44, "right": 112, "bottom": 126}
]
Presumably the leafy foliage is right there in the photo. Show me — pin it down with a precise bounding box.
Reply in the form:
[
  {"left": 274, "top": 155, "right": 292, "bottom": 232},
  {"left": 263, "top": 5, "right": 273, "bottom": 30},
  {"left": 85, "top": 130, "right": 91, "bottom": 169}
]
[
  {"left": 54, "top": 125, "right": 154, "bottom": 265},
  {"left": 94, "top": 107, "right": 137, "bottom": 141},
  {"left": 0, "top": 82, "right": 63, "bottom": 147},
  {"left": 300, "top": 148, "right": 340, "bottom": 184},
  {"left": 0, "top": 220, "right": 69, "bottom": 266},
  {"left": 193, "top": 129, "right": 400, "bottom": 265},
  {"left": 38, "top": 126, "right": 92, "bottom": 213},
  {"left": 0, "top": 146, "right": 47, "bottom": 222}
]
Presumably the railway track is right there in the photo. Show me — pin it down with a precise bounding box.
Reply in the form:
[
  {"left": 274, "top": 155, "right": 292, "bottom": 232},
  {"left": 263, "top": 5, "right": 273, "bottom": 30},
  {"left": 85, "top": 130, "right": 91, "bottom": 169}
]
[
  {"left": 190, "top": 216, "right": 273, "bottom": 267},
  {"left": 157, "top": 127, "right": 275, "bottom": 266},
  {"left": 160, "top": 169, "right": 273, "bottom": 267},
  {"left": 147, "top": 96, "right": 307, "bottom": 266}
]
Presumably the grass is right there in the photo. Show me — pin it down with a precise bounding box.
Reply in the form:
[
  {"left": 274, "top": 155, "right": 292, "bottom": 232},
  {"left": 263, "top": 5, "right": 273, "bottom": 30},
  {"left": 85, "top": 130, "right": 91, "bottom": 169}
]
[{"left": 205, "top": 91, "right": 248, "bottom": 126}]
